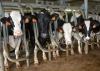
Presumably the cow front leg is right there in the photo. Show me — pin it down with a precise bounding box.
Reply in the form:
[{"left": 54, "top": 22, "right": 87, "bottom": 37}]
[
  {"left": 84, "top": 41, "right": 88, "bottom": 54},
  {"left": 25, "top": 41, "right": 29, "bottom": 67},
  {"left": 97, "top": 38, "right": 100, "bottom": 48},
  {"left": 52, "top": 46, "right": 56, "bottom": 59},
  {"left": 78, "top": 40, "right": 82, "bottom": 54},
  {"left": 42, "top": 51, "right": 47, "bottom": 62},
  {"left": 71, "top": 44, "right": 74, "bottom": 55},
  {"left": 3, "top": 41, "right": 9, "bottom": 68},
  {"left": 15, "top": 38, "right": 21, "bottom": 68},
  {"left": 3, "top": 50, "right": 9, "bottom": 68},
  {"left": 34, "top": 45, "right": 39, "bottom": 65},
  {"left": 56, "top": 49, "right": 59, "bottom": 57}
]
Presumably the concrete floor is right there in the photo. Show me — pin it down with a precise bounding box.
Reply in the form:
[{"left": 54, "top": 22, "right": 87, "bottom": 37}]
[{"left": 5, "top": 47, "right": 100, "bottom": 71}]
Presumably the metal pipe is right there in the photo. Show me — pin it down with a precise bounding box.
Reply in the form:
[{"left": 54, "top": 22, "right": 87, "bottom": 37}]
[
  {"left": 0, "top": 0, "right": 5, "bottom": 70},
  {"left": 18, "top": 4, "right": 30, "bottom": 67},
  {"left": 65, "top": 11, "right": 68, "bottom": 23},
  {"left": 0, "top": 23, "right": 4, "bottom": 71},
  {"left": 72, "top": 10, "right": 77, "bottom": 26},
  {"left": 84, "top": 0, "right": 88, "bottom": 19}
]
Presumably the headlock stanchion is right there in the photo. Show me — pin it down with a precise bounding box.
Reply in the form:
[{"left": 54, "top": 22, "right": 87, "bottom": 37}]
[
  {"left": 33, "top": 21, "right": 59, "bottom": 64},
  {"left": 2, "top": 22, "right": 28, "bottom": 62},
  {"left": 29, "top": 7, "right": 59, "bottom": 63},
  {"left": 18, "top": 4, "right": 30, "bottom": 67},
  {"left": 49, "top": 21, "right": 59, "bottom": 59},
  {"left": 1, "top": 4, "right": 30, "bottom": 68}
]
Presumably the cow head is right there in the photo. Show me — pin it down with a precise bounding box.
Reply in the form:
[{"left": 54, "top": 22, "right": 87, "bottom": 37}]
[
  {"left": 84, "top": 20, "right": 91, "bottom": 40},
  {"left": 63, "top": 23, "right": 72, "bottom": 45},
  {"left": 78, "top": 19, "right": 94, "bottom": 41},
  {"left": 10, "top": 11, "right": 23, "bottom": 37}
]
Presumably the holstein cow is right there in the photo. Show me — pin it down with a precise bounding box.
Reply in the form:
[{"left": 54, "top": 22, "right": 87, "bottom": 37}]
[
  {"left": 88, "top": 12, "right": 100, "bottom": 48},
  {"left": 22, "top": 13, "right": 35, "bottom": 53},
  {"left": 70, "top": 11, "right": 96, "bottom": 54},
  {"left": 2, "top": 11, "right": 29, "bottom": 68},
  {"left": 77, "top": 17, "right": 100, "bottom": 54},
  {"left": 65, "top": 11, "right": 84, "bottom": 54},
  {"left": 51, "top": 12, "right": 74, "bottom": 55},
  {"left": 33, "top": 9, "right": 55, "bottom": 64}
]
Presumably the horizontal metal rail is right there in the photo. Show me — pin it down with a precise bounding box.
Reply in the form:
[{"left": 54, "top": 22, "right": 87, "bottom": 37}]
[{"left": 2, "top": 2, "right": 65, "bottom": 9}]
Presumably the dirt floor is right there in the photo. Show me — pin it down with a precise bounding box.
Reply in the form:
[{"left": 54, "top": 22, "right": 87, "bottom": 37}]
[{"left": 5, "top": 47, "right": 100, "bottom": 71}]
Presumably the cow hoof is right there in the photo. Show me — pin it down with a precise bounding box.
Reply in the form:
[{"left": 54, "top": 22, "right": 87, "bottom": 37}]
[
  {"left": 34, "top": 63, "right": 39, "bottom": 67},
  {"left": 53, "top": 57, "right": 57, "bottom": 60},
  {"left": 79, "top": 53, "right": 82, "bottom": 55},
  {"left": 5, "top": 66, "right": 9, "bottom": 69},
  {"left": 85, "top": 52, "right": 88, "bottom": 55},
  {"left": 56, "top": 54, "right": 60, "bottom": 57},
  {"left": 16, "top": 64, "right": 21, "bottom": 68},
  {"left": 79, "top": 52, "right": 82, "bottom": 55},
  {"left": 43, "top": 59, "right": 47, "bottom": 62},
  {"left": 56, "top": 56, "right": 60, "bottom": 59},
  {"left": 71, "top": 51, "right": 74, "bottom": 55}
]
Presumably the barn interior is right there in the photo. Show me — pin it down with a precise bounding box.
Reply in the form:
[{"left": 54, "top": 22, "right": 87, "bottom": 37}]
[{"left": 0, "top": 0, "right": 100, "bottom": 71}]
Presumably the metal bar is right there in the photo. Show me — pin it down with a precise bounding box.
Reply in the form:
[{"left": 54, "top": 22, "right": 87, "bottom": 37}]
[
  {"left": 84, "top": 0, "right": 88, "bottom": 19},
  {"left": 0, "top": 0, "right": 5, "bottom": 70},
  {"left": 18, "top": 4, "right": 30, "bottom": 67},
  {"left": 2, "top": 2, "right": 65, "bottom": 9},
  {"left": 72, "top": 10, "right": 77, "bottom": 26},
  {"left": 65, "top": 12, "right": 68, "bottom": 23},
  {"left": 0, "top": 23, "right": 4, "bottom": 71}
]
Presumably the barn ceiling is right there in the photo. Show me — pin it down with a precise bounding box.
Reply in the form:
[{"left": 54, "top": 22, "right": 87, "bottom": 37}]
[{"left": 1, "top": 0, "right": 100, "bottom": 12}]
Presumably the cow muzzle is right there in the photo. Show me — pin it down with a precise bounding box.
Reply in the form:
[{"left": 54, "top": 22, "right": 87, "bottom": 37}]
[{"left": 84, "top": 36, "right": 90, "bottom": 41}]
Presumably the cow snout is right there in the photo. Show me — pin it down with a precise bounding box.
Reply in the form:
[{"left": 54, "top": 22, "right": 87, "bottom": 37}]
[
  {"left": 84, "top": 36, "right": 90, "bottom": 41},
  {"left": 66, "top": 40, "right": 72, "bottom": 45}
]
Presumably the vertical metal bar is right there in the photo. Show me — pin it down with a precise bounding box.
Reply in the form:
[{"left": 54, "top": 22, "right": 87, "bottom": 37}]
[
  {"left": 18, "top": 4, "right": 29, "bottom": 67},
  {"left": 84, "top": 0, "right": 88, "bottom": 19},
  {"left": 65, "top": 11, "right": 68, "bottom": 23},
  {"left": 0, "top": 0, "right": 5, "bottom": 70},
  {"left": 29, "top": 6, "right": 34, "bottom": 15},
  {"left": 0, "top": 23, "right": 4, "bottom": 71},
  {"left": 72, "top": 10, "right": 77, "bottom": 26}
]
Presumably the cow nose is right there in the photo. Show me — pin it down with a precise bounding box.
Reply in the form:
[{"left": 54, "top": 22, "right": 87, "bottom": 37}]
[
  {"left": 84, "top": 36, "right": 90, "bottom": 41},
  {"left": 66, "top": 41, "right": 72, "bottom": 45}
]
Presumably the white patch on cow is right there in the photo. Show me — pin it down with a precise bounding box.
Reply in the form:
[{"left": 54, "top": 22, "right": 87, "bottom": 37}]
[
  {"left": 84, "top": 20, "right": 90, "bottom": 40},
  {"left": 10, "top": 11, "right": 23, "bottom": 36},
  {"left": 84, "top": 20, "right": 90, "bottom": 31},
  {"left": 10, "top": 11, "right": 21, "bottom": 25},
  {"left": 63, "top": 23, "right": 72, "bottom": 44}
]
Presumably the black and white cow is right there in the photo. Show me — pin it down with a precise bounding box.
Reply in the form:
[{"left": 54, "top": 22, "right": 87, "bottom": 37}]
[
  {"left": 51, "top": 12, "right": 75, "bottom": 55},
  {"left": 1, "top": 11, "right": 29, "bottom": 68},
  {"left": 33, "top": 9, "right": 60, "bottom": 64}
]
